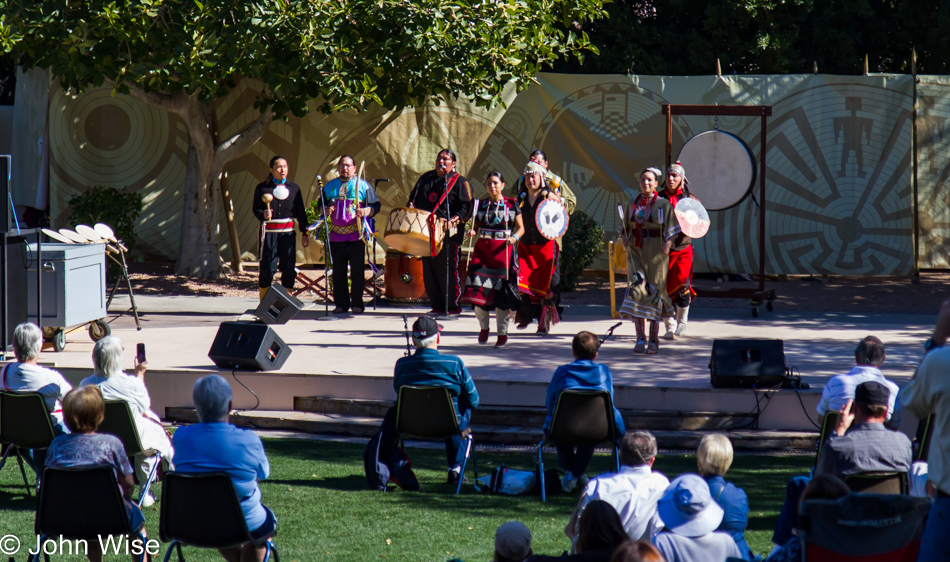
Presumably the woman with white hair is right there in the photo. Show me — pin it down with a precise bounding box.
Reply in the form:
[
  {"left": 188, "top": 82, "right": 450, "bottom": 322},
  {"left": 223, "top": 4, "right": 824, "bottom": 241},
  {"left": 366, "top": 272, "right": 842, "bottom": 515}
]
[
  {"left": 3, "top": 322, "right": 72, "bottom": 475},
  {"left": 696, "top": 433, "right": 753, "bottom": 560},
  {"left": 80, "top": 335, "right": 173, "bottom": 507}
]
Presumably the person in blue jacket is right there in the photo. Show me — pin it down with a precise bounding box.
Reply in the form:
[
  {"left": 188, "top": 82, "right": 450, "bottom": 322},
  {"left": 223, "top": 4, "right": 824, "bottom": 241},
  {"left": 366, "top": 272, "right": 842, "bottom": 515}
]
[
  {"left": 544, "top": 331, "right": 626, "bottom": 493},
  {"left": 393, "top": 315, "right": 480, "bottom": 485}
]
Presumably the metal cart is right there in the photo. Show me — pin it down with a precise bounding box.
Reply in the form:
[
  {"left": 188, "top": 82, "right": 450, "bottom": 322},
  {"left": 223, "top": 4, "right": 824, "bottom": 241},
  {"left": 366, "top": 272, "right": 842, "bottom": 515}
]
[{"left": 27, "top": 242, "right": 109, "bottom": 351}]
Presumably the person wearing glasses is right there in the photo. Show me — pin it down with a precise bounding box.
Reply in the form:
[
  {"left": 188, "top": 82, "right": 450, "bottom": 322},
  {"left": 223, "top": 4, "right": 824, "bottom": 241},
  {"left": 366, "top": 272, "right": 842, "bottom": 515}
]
[
  {"left": 407, "top": 149, "right": 472, "bottom": 316},
  {"left": 320, "top": 155, "right": 381, "bottom": 314}
]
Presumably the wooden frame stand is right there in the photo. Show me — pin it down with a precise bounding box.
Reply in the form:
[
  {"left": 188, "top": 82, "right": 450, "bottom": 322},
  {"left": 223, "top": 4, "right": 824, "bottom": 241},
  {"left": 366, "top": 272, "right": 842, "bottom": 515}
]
[{"left": 664, "top": 104, "right": 776, "bottom": 317}]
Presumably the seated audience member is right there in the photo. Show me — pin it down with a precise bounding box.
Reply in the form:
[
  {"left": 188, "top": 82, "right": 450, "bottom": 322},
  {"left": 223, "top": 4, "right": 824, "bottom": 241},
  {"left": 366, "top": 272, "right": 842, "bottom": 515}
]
[
  {"left": 45, "top": 386, "right": 145, "bottom": 562},
  {"left": 3, "top": 322, "right": 72, "bottom": 475},
  {"left": 609, "top": 541, "right": 666, "bottom": 562},
  {"left": 653, "top": 474, "right": 742, "bottom": 562},
  {"left": 387, "top": 316, "right": 479, "bottom": 485},
  {"left": 545, "top": 331, "right": 626, "bottom": 492},
  {"left": 566, "top": 432, "right": 669, "bottom": 550},
  {"left": 495, "top": 521, "right": 533, "bottom": 562},
  {"left": 816, "top": 336, "right": 901, "bottom": 428},
  {"left": 901, "top": 298, "right": 950, "bottom": 559},
  {"left": 172, "top": 375, "right": 276, "bottom": 562},
  {"left": 529, "top": 500, "right": 631, "bottom": 561},
  {"left": 765, "top": 475, "right": 849, "bottom": 562},
  {"left": 81, "top": 336, "right": 173, "bottom": 507},
  {"left": 815, "top": 381, "right": 912, "bottom": 479},
  {"left": 696, "top": 434, "right": 753, "bottom": 560},
  {"left": 772, "top": 381, "right": 913, "bottom": 547}
]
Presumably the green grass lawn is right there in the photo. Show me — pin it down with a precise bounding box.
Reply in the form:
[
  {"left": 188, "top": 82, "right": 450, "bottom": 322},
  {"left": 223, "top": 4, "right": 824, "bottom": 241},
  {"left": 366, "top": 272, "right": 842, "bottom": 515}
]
[{"left": 0, "top": 438, "right": 813, "bottom": 561}]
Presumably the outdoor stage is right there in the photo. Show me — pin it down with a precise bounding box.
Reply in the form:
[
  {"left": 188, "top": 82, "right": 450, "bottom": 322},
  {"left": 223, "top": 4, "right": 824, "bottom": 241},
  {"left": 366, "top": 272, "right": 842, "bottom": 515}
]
[{"left": 35, "top": 292, "right": 933, "bottom": 435}]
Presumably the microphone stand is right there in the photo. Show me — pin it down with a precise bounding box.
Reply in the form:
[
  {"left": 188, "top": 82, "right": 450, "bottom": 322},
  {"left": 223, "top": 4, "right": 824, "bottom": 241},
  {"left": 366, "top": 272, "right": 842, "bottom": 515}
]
[
  {"left": 317, "top": 174, "right": 335, "bottom": 319},
  {"left": 403, "top": 314, "right": 411, "bottom": 356},
  {"left": 442, "top": 168, "right": 453, "bottom": 318},
  {"left": 600, "top": 322, "right": 622, "bottom": 346}
]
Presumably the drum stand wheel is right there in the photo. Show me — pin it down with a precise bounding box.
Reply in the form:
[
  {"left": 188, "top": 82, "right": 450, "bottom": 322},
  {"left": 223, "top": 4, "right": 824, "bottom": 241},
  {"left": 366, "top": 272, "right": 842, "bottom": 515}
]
[{"left": 49, "top": 329, "right": 66, "bottom": 352}]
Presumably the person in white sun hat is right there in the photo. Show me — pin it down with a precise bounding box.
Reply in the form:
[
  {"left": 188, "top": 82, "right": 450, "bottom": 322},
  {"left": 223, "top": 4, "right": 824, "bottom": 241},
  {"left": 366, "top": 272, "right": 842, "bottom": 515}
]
[{"left": 653, "top": 474, "right": 742, "bottom": 562}]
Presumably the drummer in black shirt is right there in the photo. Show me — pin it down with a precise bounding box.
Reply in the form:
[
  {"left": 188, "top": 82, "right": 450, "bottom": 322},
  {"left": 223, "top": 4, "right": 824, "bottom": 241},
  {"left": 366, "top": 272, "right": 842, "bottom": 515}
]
[{"left": 407, "top": 149, "right": 472, "bottom": 315}]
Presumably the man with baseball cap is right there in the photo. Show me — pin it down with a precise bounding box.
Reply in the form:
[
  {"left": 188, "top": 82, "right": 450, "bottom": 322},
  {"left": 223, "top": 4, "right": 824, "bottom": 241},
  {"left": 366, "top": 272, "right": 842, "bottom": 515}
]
[
  {"left": 653, "top": 474, "right": 742, "bottom": 562},
  {"left": 816, "top": 380, "right": 912, "bottom": 479},
  {"left": 392, "top": 315, "right": 480, "bottom": 485},
  {"left": 772, "top": 380, "right": 913, "bottom": 547}
]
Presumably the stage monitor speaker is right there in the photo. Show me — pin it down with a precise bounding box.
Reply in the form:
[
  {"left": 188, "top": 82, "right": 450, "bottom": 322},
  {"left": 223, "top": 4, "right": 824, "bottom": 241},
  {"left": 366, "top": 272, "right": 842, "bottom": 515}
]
[
  {"left": 709, "top": 339, "right": 787, "bottom": 388},
  {"left": 208, "top": 321, "right": 291, "bottom": 371},
  {"left": 254, "top": 284, "right": 303, "bottom": 325}
]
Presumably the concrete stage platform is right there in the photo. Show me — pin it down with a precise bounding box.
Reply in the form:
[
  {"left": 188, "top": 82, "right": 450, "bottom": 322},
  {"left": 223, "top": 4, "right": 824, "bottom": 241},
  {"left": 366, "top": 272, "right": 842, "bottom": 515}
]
[{"left": 30, "top": 294, "right": 933, "bottom": 435}]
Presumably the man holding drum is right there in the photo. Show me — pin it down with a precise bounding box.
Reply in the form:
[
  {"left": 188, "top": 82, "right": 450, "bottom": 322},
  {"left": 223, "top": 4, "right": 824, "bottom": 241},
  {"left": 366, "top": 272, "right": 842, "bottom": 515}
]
[
  {"left": 407, "top": 149, "right": 473, "bottom": 316},
  {"left": 321, "top": 155, "right": 381, "bottom": 314},
  {"left": 252, "top": 156, "right": 310, "bottom": 300}
]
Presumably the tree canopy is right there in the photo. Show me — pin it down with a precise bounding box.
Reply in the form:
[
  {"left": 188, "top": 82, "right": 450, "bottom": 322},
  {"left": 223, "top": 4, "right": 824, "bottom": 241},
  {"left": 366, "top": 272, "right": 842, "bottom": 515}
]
[
  {"left": 0, "top": 0, "right": 607, "bottom": 278},
  {"left": 554, "top": 0, "right": 950, "bottom": 75}
]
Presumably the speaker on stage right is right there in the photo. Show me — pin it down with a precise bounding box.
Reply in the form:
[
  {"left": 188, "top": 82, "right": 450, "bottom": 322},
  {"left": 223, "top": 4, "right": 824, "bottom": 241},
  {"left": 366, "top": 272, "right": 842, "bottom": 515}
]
[{"left": 709, "top": 339, "right": 787, "bottom": 388}]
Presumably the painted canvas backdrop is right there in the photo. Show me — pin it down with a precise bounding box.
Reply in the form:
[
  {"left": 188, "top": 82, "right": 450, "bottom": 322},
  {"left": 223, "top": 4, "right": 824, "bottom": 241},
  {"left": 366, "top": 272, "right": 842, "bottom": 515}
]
[{"left": 46, "top": 73, "right": 940, "bottom": 275}]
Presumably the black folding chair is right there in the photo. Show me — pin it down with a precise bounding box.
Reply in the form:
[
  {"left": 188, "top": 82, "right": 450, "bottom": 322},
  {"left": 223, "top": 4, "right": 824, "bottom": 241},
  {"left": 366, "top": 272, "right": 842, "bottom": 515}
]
[
  {"left": 30, "top": 466, "right": 147, "bottom": 562},
  {"left": 814, "top": 412, "right": 840, "bottom": 470},
  {"left": 538, "top": 389, "right": 621, "bottom": 502},
  {"left": 0, "top": 391, "right": 58, "bottom": 496},
  {"left": 159, "top": 472, "right": 278, "bottom": 562},
  {"left": 395, "top": 385, "right": 476, "bottom": 495},
  {"left": 99, "top": 400, "right": 166, "bottom": 507},
  {"left": 844, "top": 471, "right": 909, "bottom": 495}
]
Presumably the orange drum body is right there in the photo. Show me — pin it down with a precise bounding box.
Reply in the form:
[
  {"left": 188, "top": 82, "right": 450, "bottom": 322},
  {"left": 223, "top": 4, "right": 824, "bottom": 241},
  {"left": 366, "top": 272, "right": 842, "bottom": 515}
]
[
  {"left": 383, "top": 248, "right": 472, "bottom": 305},
  {"left": 385, "top": 250, "right": 428, "bottom": 304},
  {"left": 384, "top": 207, "right": 444, "bottom": 256}
]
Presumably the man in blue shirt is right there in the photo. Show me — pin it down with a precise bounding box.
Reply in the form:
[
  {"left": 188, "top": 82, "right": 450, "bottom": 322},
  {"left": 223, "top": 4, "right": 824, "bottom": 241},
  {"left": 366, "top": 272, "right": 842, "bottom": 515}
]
[
  {"left": 393, "top": 315, "right": 479, "bottom": 484},
  {"left": 173, "top": 375, "right": 275, "bottom": 562},
  {"left": 544, "top": 331, "right": 626, "bottom": 492},
  {"left": 320, "top": 155, "right": 381, "bottom": 314}
]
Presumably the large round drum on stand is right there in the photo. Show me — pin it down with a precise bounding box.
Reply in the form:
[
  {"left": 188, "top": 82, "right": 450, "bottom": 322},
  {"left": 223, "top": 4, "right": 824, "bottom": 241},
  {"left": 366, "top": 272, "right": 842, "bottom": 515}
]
[
  {"left": 384, "top": 207, "right": 445, "bottom": 256},
  {"left": 676, "top": 130, "right": 757, "bottom": 211}
]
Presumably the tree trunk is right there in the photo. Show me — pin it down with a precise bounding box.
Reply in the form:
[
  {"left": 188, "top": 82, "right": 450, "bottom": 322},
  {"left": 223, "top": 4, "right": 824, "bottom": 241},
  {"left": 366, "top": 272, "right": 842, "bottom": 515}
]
[
  {"left": 174, "top": 99, "right": 223, "bottom": 278},
  {"left": 122, "top": 86, "right": 274, "bottom": 279},
  {"left": 211, "top": 107, "right": 243, "bottom": 273}
]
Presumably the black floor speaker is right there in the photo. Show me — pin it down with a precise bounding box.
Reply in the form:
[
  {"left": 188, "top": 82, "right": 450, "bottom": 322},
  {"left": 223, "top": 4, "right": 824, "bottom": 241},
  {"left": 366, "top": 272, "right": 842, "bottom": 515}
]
[
  {"left": 254, "top": 284, "right": 304, "bottom": 325},
  {"left": 208, "top": 322, "right": 292, "bottom": 371},
  {"left": 709, "top": 339, "right": 787, "bottom": 388}
]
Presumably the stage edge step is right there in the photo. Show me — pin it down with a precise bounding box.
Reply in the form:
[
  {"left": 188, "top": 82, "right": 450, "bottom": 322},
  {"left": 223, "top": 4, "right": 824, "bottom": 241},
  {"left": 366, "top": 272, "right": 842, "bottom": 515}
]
[
  {"left": 165, "top": 408, "right": 816, "bottom": 451},
  {"left": 292, "top": 397, "right": 756, "bottom": 431}
]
